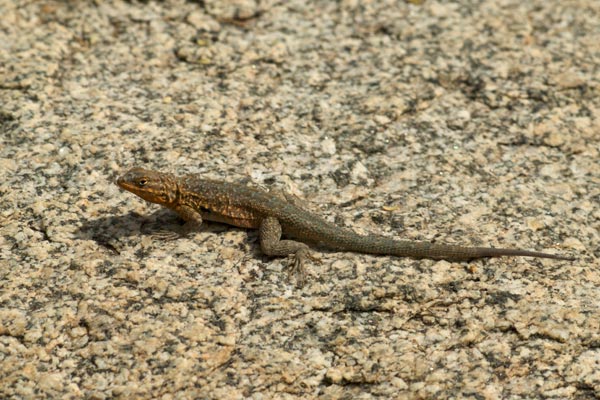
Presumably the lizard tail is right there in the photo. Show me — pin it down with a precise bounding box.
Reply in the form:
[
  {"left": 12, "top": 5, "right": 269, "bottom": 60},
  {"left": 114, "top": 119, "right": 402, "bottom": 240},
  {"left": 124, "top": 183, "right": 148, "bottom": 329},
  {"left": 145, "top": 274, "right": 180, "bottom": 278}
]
[
  {"left": 337, "top": 235, "right": 574, "bottom": 261},
  {"left": 392, "top": 242, "right": 575, "bottom": 261},
  {"left": 285, "top": 207, "right": 574, "bottom": 262}
]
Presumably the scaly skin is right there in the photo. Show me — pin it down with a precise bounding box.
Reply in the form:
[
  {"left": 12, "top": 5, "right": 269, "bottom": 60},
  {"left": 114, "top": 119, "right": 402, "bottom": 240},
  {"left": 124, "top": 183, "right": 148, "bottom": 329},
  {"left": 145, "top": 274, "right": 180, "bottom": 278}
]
[{"left": 116, "top": 167, "right": 574, "bottom": 285}]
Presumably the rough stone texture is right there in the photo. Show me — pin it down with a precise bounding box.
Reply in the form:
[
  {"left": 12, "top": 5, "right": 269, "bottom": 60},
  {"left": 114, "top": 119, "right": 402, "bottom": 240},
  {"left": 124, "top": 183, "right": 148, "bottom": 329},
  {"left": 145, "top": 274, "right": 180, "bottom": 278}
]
[{"left": 0, "top": 0, "right": 598, "bottom": 398}]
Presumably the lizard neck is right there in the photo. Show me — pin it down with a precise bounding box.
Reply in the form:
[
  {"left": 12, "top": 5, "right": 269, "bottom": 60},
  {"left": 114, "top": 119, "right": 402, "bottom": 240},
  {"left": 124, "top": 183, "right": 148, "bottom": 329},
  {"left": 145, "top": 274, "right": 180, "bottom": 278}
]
[{"left": 157, "top": 172, "right": 181, "bottom": 209}]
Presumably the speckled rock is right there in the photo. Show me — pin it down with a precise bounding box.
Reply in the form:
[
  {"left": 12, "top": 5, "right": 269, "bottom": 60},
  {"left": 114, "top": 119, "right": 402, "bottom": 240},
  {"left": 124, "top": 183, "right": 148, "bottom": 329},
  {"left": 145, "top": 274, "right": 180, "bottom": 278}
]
[{"left": 0, "top": 0, "right": 598, "bottom": 399}]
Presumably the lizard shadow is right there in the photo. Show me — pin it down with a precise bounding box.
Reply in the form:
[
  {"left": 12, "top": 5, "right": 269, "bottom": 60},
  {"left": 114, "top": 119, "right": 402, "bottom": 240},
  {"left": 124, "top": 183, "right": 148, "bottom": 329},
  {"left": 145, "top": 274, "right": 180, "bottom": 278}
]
[{"left": 77, "top": 208, "right": 255, "bottom": 254}]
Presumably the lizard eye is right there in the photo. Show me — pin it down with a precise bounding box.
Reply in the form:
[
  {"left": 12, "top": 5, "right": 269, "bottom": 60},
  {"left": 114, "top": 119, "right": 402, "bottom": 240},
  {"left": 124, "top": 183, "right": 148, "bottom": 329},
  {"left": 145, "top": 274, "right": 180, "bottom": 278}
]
[{"left": 138, "top": 178, "right": 148, "bottom": 187}]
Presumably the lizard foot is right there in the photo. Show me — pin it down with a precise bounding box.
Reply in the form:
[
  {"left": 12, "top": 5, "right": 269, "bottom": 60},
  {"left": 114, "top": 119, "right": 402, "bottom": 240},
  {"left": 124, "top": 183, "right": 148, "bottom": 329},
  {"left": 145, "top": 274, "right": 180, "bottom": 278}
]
[
  {"left": 150, "top": 230, "right": 180, "bottom": 241},
  {"left": 149, "top": 220, "right": 199, "bottom": 241},
  {"left": 287, "top": 249, "right": 321, "bottom": 287},
  {"left": 143, "top": 223, "right": 180, "bottom": 241}
]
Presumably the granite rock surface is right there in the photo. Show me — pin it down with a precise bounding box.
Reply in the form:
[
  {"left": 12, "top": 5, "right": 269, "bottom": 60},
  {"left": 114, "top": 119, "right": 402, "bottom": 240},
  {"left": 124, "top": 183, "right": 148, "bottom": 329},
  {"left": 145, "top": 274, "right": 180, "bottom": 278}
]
[{"left": 1, "top": 1, "right": 598, "bottom": 398}]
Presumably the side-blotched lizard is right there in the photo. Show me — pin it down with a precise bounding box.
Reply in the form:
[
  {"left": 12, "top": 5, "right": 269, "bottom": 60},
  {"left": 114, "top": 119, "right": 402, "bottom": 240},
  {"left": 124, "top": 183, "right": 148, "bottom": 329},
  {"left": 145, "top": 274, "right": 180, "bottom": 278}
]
[{"left": 117, "top": 167, "right": 574, "bottom": 284}]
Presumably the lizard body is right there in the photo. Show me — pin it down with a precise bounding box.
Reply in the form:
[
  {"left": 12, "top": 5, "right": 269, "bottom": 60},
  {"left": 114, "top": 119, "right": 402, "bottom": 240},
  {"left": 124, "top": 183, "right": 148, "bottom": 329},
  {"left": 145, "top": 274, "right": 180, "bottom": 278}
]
[{"left": 116, "top": 167, "right": 573, "bottom": 284}]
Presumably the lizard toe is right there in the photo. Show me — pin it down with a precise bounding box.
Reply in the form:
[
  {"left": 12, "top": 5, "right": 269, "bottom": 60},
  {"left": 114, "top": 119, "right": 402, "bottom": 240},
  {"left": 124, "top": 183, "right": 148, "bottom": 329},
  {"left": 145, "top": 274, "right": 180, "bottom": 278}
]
[
  {"left": 286, "top": 249, "right": 315, "bottom": 287},
  {"left": 149, "top": 230, "right": 181, "bottom": 241}
]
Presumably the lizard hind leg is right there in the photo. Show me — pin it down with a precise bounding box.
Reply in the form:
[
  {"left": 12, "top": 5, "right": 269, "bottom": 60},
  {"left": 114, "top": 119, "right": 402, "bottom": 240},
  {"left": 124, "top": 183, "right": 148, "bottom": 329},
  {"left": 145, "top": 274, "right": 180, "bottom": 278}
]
[{"left": 259, "top": 216, "right": 319, "bottom": 286}]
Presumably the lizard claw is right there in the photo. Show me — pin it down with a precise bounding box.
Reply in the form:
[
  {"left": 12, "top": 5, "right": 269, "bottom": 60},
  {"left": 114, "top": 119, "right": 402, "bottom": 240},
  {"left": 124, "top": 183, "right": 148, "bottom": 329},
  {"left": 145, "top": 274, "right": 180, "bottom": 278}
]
[{"left": 287, "top": 256, "right": 306, "bottom": 287}]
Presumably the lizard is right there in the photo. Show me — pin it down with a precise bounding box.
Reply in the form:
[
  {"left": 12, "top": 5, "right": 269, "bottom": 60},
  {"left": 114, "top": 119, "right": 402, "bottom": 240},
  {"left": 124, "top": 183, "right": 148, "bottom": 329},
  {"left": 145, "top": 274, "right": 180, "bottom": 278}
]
[{"left": 116, "top": 167, "right": 574, "bottom": 285}]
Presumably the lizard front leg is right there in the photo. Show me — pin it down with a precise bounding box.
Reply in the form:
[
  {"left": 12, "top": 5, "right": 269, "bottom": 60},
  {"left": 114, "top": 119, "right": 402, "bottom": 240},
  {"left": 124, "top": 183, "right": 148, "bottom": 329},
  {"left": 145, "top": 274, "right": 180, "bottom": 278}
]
[
  {"left": 173, "top": 204, "right": 204, "bottom": 235},
  {"left": 146, "top": 204, "right": 204, "bottom": 240},
  {"left": 259, "top": 216, "right": 318, "bottom": 286}
]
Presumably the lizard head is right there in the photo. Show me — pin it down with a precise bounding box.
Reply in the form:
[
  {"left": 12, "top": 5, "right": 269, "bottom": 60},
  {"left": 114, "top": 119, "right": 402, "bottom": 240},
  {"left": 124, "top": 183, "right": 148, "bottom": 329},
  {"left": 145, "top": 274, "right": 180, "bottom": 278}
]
[{"left": 117, "top": 167, "right": 178, "bottom": 207}]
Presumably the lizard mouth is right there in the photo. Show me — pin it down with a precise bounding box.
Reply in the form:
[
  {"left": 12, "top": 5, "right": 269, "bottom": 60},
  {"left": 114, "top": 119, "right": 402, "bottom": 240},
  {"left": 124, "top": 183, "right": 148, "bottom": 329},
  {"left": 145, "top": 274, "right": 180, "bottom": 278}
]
[
  {"left": 116, "top": 176, "right": 132, "bottom": 191},
  {"left": 115, "top": 173, "right": 141, "bottom": 195}
]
